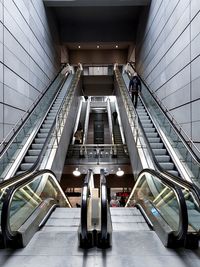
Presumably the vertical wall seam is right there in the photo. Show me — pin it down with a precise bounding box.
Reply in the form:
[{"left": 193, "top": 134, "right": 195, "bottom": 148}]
[
  {"left": 2, "top": 0, "right": 4, "bottom": 139},
  {"left": 189, "top": 0, "right": 192, "bottom": 143}
]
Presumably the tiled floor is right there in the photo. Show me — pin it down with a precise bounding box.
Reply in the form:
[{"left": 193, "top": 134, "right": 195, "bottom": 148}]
[{"left": 0, "top": 207, "right": 200, "bottom": 267}]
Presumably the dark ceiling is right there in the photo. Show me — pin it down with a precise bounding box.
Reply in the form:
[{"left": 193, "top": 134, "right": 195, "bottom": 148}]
[{"left": 44, "top": 0, "right": 150, "bottom": 50}]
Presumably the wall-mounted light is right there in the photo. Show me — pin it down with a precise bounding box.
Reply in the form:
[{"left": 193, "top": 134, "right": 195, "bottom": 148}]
[
  {"left": 115, "top": 45, "right": 118, "bottom": 48},
  {"left": 97, "top": 45, "right": 100, "bottom": 48},
  {"left": 116, "top": 168, "right": 124, "bottom": 177},
  {"left": 78, "top": 45, "right": 81, "bottom": 49},
  {"left": 73, "top": 168, "right": 81, "bottom": 177}
]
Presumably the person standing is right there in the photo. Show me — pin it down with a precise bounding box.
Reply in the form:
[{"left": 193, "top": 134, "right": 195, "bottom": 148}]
[
  {"left": 129, "top": 72, "right": 141, "bottom": 108},
  {"left": 112, "top": 111, "right": 118, "bottom": 124}
]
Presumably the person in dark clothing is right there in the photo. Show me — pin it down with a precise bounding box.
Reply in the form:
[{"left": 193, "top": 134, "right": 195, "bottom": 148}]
[
  {"left": 112, "top": 111, "right": 118, "bottom": 124},
  {"left": 129, "top": 72, "right": 141, "bottom": 108}
]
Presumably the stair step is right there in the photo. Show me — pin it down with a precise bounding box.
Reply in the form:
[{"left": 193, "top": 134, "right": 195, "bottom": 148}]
[
  {"left": 37, "top": 133, "right": 48, "bottom": 138},
  {"left": 142, "top": 123, "right": 153, "bottom": 128},
  {"left": 168, "top": 170, "right": 179, "bottom": 176},
  {"left": 152, "top": 148, "right": 167, "bottom": 155},
  {"left": 155, "top": 155, "right": 171, "bottom": 162},
  {"left": 159, "top": 162, "right": 175, "bottom": 170},
  {"left": 20, "top": 163, "right": 34, "bottom": 171},
  {"left": 32, "top": 144, "right": 43, "bottom": 149},
  {"left": 34, "top": 138, "right": 46, "bottom": 144},
  {"left": 146, "top": 132, "right": 158, "bottom": 138},
  {"left": 150, "top": 143, "right": 163, "bottom": 149},
  {"left": 42, "top": 124, "right": 51, "bottom": 129},
  {"left": 143, "top": 128, "right": 155, "bottom": 133},
  {"left": 140, "top": 119, "right": 151, "bottom": 123},
  {"left": 40, "top": 128, "right": 49, "bottom": 133},
  {"left": 148, "top": 137, "right": 161, "bottom": 143},
  {"left": 28, "top": 150, "right": 41, "bottom": 156},
  {"left": 24, "top": 156, "right": 37, "bottom": 163}
]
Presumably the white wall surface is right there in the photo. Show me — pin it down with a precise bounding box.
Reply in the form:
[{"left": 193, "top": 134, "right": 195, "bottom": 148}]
[
  {"left": 0, "top": 0, "right": 60, "bottom": 142},
  {"left": 137, "top": 0, "right": 200, "bottom": 151}
]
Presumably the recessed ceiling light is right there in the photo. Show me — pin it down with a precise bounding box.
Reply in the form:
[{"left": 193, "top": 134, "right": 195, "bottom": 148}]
[
  {"left": 116, "top": 168, "right": 124, "bottom": 177},
  {"left": 73, "top": 168, "right": 81, "bottom": 176}
]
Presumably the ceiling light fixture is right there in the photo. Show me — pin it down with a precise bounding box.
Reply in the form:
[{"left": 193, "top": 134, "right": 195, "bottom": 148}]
[
  {"left": 116, "top": 168, "right": 124, "bottom": 177},
  {"left": 73, "top": 168, "right": 81, "bottom": 177}
]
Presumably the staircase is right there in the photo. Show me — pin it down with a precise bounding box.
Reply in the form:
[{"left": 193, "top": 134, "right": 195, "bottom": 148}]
[
  {"left": 137, "top": 99, "right": 179, "bottom": 176},
  {"left": 16, "top": 78, "right": 71, "bottom": 175}
]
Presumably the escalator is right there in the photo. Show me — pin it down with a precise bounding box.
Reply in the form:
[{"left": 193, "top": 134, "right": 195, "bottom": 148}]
[
  {"left": 136, "top": 98, "right": 179, "bottom": 176},
  {"left": 0, "top": 169, "right": 71, "bottom": 248},
  {"left": 126, "top": 168, "right": 200, "bottom": 248},
  {"left": 0, "top": 167, "right": 112, "bottom": 249},
  {"left": 1, "top": 166, "right": 200, "bottom": 250},
  {"left": 79, "top": 169, "right": 112, "bottom": 248},
  {"left": 115, "top": 65, "right": 200, "bottom": 188},
  {"left": 0, "top": 66, "right": 82, "bottom": 181}
]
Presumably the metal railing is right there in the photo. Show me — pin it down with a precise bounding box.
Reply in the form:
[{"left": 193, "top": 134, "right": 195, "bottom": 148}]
[{"left": 66, "top": 144, "right": 129, "bottom": 165}]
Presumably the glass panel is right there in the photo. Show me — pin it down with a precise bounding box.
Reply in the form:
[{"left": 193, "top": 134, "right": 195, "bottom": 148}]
[
  {"left": 128, "top": 173, "right": 181, "bottom": 232},
  {"left": 122, "top": 71, "right": 200, "bottom": 188},
  {"left": 182, "top": 189, "right": 200, "bottom": 232},
  {"left": 8, "top": 173, "right": 68, "bottom": 232},
  {"left": 0, "top": 73, "right": 65, "bottom": 179}
]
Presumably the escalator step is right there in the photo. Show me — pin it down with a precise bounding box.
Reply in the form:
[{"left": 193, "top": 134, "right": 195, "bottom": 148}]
[
  {"left": 168, "top": 170, "right": 179, "bottom": 176},
  {"left": 24, "top": 156, "right": 37, "bottom": 163},
  {"left": 20, "top": 163, "right": 34, "bottom": 171},
  {"left": 152, "top": 148, "right": 167, "bottom": 155},
  {"left": 148, "top": 137, "right": 161, "bottom": 143},
  {"left": 40, "top": 128, "right": 50, "bottom": 133},
  {"left": 32, "top": 144, "right": 43, "bottom": 149},
  {"left": 37, "top": 133, "right": 48, "bottom": 138},
  {"left": 146, "top": 132, "right": 158, "bottom": 138},
  {"left": 150, "top": 143, "right": 163, "bottom": 149},
  {"left": 28, "top": 150, "right": 41, "bottom": 156},
  {"left": 159, "top": 162, "right": 175, "bottom": 170},
  {"left": 142, "top": 127, "right": 155, "bottom": 133},
  {"left": 155, "top": 155, "right": 170, "bottom": 162},
  {"left": 143, "top": 124, "right": 154, "bottom": 129},
  {"left": 34, "top": 138, "right": 46, "bottom": 144},
  {"left": 42, "top": 124, "right": 51, "bottom": 129},
  {"left": 140, "top": 119, "right": 151, "bottom": 123}
]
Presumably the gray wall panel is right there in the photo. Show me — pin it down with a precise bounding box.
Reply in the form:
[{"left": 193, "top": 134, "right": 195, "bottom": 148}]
[
  {"left": 137, "top": 0, "right": 200, "bottom": 146},
  {"left": 0, "top": 0, "right": 60, "bottom": 143},
  {"left": 191, "top": 0, "right": 200, "bottom": 19},
  {"left": 0, "top": 63, "right": 3, "bottom": 103},
  {"left": 0, "top": 103, "right": 3, "bottom": 141}
]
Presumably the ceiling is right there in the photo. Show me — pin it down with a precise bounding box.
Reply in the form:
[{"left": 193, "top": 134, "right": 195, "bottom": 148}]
[{"left": 44, "top": 0, "right": 151, "bottom": 51}]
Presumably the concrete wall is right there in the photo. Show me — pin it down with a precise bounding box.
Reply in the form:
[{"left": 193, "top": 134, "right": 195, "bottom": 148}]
[
  {"left": 0, "top": 0, "right": 60, "bottom": 143},
  {"left": 137, "top": 0, "right": 200, "bottom": 150}
]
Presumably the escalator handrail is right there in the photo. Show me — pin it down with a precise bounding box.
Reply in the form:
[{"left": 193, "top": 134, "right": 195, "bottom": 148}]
[
  {"left": 80, "top": 169, "right": 93, "bottom": 241},
  {"left": 0, "top": 65, "right": 66, "bottom": 157},
  {"left": 1, "top": 169, "right": 71, "bottom": 246},
  {"left": 128, "top": 62, "right": 200, "bottom": 167},
  {"left": 137, "top": 109, "right": 200, "bottom": 206},
  {"left": 116, "top": 68, "right": 200, "bottom": 208},
  {"left": 100, "top": 169, "right": 108, "bottom": 240},
  {"left": 0, "top": 67, "right": 81, "bottom": 189},
  {"left": 128, "top": 168, "right": 188, "bottom": 242}
]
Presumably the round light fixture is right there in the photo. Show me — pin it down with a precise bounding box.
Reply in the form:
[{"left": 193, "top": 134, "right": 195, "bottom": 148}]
[
  {"left": 73, "top": 168, "right": 81, "bottom": 177},
  {"left": 116, "top": 168, "right": 124, "bottom": 177}
]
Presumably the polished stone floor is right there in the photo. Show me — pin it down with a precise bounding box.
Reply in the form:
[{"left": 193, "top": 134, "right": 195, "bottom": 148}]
[{"left": 0, "top": 208, "right": 200, "bottom": 267}]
